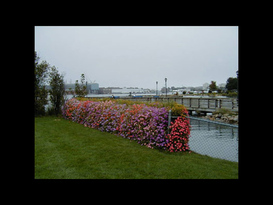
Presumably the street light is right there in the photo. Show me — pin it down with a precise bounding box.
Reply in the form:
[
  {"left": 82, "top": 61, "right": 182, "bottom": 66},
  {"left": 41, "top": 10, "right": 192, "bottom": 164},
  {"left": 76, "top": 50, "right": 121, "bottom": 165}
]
[
  {"left": 156, "top": 81, "right": 158, "bottom": 95},
  {"left": 165, "top": 78, "right": 167, "bottom": 97}
]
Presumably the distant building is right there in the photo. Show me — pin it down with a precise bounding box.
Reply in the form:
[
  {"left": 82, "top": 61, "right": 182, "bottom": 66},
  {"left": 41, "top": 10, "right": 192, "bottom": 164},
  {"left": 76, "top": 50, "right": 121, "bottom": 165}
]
[
  {"left": 64, "top": 83, "right": 99, "bottom": 94},
  {"left": 203, "top": 83, "right": 209, "bottom": 91},
  {"left": 111, "top": 87, "right": 147, "bottom": 94},
  {"left": 218, "top": 83, "right": 226, "bottom": 89},
  {"left": 88, "top": 83, "right": 99, "bottom": 94},
  {"left": 99, "top": 87, "right": 112, "bottom": 94}
]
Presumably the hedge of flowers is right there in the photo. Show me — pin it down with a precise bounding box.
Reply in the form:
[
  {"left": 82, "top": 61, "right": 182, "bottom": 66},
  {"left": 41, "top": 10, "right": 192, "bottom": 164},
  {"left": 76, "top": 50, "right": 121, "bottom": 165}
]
[
  {"left": 62, "top": 98, "right": 190, "bottom": 152},
  {"left": 166, "top": 117, "right": 190, "bottom": 152}
]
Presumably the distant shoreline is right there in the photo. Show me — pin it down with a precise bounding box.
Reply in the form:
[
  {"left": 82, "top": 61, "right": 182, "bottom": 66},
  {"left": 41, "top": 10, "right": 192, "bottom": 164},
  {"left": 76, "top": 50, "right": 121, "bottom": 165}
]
[{"left": 64, "top": 94, "right": 232, "bottom": 100}]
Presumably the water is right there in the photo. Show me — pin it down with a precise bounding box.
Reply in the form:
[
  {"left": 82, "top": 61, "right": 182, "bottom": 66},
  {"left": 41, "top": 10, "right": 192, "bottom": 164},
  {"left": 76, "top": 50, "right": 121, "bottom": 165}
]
[
  {"left": 189, "top": 117, "right": 238, "bottom": 162},
  {"left": 64, "top": 93, "right": 228, "bottom": 99}
]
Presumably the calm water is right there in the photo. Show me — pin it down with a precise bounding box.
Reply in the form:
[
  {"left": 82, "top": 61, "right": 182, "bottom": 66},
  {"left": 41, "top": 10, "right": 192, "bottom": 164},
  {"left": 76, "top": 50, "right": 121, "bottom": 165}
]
[{"left": 189, "top": 117, "right": 238, "bottom": 162}]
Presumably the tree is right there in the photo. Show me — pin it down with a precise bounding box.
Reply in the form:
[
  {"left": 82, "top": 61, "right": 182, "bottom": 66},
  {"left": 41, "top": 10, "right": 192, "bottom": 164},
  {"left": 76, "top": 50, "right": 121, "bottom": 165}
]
[
  {"left": 35, "top": 51, "right": 50, "bottom": 116},
  {"left": 209, "top": 81, "right": 217, "bottom": 92},
  {"left": 49, "top": 66, "right": 65, "bottom": 116},
  {"left": 75, "top": 74, "right": 87, "bottom": 97},
  {"left": 226, "top": 77, "right": 238, "bottom": 91}
]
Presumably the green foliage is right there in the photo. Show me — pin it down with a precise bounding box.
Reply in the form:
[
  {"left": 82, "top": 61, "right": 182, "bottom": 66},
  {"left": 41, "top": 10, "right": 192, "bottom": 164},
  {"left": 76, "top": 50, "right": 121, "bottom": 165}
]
[
  {"left": 49, "top": 66, "right": 65, "bottom": 116},
  {"left": 75, "top": 74, "right": 87, "bottom": 97},
  {"left": 209, "top": 81, "right": 217, "bottom": 92},
  {"left": 34, "top": 51, "right": 50, "bottom": 116},
  {"left": 226, "top": 77, "right": 238, "bottom": 91},
  {"left": 222, "top": 91, "right": 237, "bottom": 98},
  {"left": 35, "top": 51, "right": 66, "bottom": 116},
  {"left": 169, "top": 103, "right": 188, "bottom": 117}
]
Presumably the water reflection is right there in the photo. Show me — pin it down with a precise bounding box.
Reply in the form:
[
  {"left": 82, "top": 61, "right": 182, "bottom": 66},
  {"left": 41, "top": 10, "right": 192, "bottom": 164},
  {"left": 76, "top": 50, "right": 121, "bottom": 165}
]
[{"left": 189, "top": 118, "right": 238, "bottom": 162}]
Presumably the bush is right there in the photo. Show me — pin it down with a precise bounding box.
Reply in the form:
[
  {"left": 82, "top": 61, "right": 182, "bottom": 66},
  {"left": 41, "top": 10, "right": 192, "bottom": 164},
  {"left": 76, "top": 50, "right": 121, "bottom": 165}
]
[
  {"left": 169, "top": 103, "right": 188, "bottom": 117},
  {"left": 165, "top": 117, "right": 191, "bottom": 152},
  {"left": 62, "top": 99, "right": 191, "bottom": 152},
  {"left": 76, "top": 97, "right": 188, "bottom": 117}
]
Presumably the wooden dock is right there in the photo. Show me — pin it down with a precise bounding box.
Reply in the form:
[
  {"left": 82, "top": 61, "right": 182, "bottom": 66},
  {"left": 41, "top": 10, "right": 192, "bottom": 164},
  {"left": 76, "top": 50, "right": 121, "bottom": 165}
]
[
  {"left": 128, "top": 96, "right": 238, "bottom": 113},
  {"left": 85, "top": 96, "right": 238, "bottom": 113}
]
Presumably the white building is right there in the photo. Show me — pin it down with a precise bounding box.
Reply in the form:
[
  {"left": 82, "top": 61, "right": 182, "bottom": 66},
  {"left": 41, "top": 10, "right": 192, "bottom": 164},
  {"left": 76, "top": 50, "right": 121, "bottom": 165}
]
[
  {"left": 203, "top": 83, "right": 209, "bottom": 90},
  {"left": 112, "top": 87, "right": 144, "bottom": 94}
]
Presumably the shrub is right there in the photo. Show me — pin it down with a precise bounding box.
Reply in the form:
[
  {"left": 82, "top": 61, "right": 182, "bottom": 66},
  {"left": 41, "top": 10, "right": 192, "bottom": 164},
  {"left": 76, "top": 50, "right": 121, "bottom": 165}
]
[
  {"left": 165, "top": 116, "right": 191, "bottom": 152},
  {"left": 62, "top": 99, "right": 190, "bottom": 152},
  {"left": 169, "top": 103, "right": 188, "bottom": 117}
]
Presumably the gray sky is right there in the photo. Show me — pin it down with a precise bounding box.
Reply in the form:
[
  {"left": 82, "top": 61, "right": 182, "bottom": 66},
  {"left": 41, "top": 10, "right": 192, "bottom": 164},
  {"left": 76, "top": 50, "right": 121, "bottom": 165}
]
[{"left": 35, "top": 26, "right": 238, "bottom": 89}]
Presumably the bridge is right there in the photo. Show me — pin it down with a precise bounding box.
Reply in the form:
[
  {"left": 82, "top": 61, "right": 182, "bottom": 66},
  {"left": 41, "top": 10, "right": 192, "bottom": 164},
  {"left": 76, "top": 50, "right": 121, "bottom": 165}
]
[
  {"left": 86, "top": 95, "right": 238, "bottom": 114},
  {"left": 122, "top": 96, "right": 238, "bottom": 114}
]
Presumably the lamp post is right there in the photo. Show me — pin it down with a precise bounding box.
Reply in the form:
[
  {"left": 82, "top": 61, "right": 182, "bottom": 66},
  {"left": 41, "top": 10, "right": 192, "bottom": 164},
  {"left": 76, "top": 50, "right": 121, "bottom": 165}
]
[
  {"left": 165, "top": 78, "right": 167, "bottom": 97},
  {"left": 156, "top": 81, "right": 158, "bottom": 95},
  {"left": 236, "top": 70, "right": 239, "bottom": 107}
]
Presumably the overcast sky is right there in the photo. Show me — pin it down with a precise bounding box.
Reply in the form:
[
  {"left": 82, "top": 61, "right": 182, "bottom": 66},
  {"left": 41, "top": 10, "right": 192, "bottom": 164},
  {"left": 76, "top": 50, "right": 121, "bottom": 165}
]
[{"left": 35, "top": 26, "right": 238, "bottom": 89}]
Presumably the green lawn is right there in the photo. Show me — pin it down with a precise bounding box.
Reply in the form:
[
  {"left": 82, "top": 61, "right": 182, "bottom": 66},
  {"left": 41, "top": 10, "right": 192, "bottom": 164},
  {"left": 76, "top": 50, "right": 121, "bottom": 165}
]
[{"left": 35, "top": 116, "right": 238, "bottom": 179}]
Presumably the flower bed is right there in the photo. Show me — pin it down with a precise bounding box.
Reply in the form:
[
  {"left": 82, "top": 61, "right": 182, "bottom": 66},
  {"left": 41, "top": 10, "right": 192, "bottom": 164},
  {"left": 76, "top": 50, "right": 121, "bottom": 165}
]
[
  {"left": 166, "top": 117, "right": 191, "bottom": 152},
  {"left": 62, "top": 98, "right": 190, "bottom": 152}
]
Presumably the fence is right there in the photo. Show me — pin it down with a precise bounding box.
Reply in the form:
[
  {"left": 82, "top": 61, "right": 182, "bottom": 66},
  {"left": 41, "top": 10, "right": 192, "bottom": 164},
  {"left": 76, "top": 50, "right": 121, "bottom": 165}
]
[
  {"left": 129, "top": 96, "right": 238, "bottom": 110},
  {"left": 171, "top": 114, "right": 238, "bottom": 162}
]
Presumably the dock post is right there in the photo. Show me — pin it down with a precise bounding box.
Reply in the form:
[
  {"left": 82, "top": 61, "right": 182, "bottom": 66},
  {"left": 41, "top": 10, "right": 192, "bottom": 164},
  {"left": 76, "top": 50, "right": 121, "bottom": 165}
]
[{"left": 168, "top": 110, "right": 172, "bottom": 134}]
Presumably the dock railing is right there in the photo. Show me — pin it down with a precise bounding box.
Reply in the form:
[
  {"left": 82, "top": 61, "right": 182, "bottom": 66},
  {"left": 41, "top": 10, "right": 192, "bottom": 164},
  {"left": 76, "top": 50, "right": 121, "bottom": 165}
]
[{"left": 128, "top": 96, "right": 238, "bottom": 113}]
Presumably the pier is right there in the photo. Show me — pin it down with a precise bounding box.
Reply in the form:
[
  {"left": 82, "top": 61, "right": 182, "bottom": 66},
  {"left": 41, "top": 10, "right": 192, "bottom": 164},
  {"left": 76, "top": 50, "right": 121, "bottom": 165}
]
[
  {"left": 130, "top": 96, "right": 238, "bottom": 114},
  {"left": 84, "top": 95, "right": 238, "bottom": 114}
]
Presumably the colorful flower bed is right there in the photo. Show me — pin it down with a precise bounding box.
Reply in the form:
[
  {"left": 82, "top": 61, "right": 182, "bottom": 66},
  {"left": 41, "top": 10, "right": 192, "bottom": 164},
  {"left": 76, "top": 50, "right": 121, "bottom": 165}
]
[
  {"left": 166, "top": 117, "right": 191, "bottom": 152},
  {"left": 62, "top": 98, "right": 190, "bottom": 152}
]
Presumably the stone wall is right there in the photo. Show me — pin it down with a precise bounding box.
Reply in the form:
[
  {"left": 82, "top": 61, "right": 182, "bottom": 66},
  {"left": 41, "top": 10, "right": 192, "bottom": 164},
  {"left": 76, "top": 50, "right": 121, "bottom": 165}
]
[{"left": 202, "top": 113, "right": 238, "bottom": 125}]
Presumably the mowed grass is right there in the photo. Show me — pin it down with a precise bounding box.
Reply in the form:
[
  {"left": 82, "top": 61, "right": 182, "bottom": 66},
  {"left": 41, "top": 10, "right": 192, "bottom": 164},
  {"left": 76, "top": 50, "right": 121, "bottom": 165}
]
[{"left": 35, "top": 116, "right": 238, "bottom": 179}]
